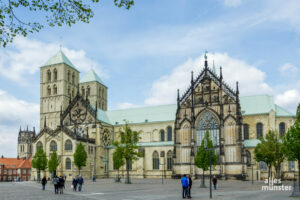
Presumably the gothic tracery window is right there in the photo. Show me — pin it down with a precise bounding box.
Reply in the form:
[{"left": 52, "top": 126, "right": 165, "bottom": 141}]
[
  {"left": 279, "top": 122, "right": 285, "bottom": 137},
  {"left": 50, "top": 140, "right": 57, "bottom": 151},
  {"left": 153, "top": 151, "right": 159, "bottom": 170},
  {"left": 65, "top": 158, "right": 71, "bottom": 170},
  {"left": 256, "top": 123, "right": 263, "bottom": 138},
  {"left": 36, "top": 141, "right": 43, "bottom": 151},
  {"left": 196, "top": 111, "right": 219, "bottom": 148},
  {"left": 65, "top": 140, "right": 72, "bottom": 151},
  {"left": 167, "top": 150, "right": 173, "bottom": 170}
]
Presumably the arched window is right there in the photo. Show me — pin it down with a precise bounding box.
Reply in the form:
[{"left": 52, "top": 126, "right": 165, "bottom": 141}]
[
  {"left": 65, "top": 140, "right": 72, "bottom": 151},
  {"left": 167, "top": 150, "right": 173, "bottom": 170},
  {"left": 160, "top": 130, "right": 165, "bottom": 142},
  {"left": 53, "top": 68, "right": 57, "bottom": 81},
  {"left": 67, "top": 71, "right": 70, "bottom": 82},
  {"left": 65, "top": 158, "right": 71, "bottom": 170},
  {"left": 259, "top": 161, "right": 268, "bottom": 171},
  {"left": 167, "top": 126, "right": 172, "bottom": 141},
  {"left": 246, "top": 151, "right": 251, "bottom": 166},
  {"left": 102, "top": 89, "right": 104, "bottom": 97},
  {"left": 256, "top": 123, "right": 263, "bottom": 138},
  {"left": 67, "top": 86, "right": 70, "bottom": 96},
  {"left": 53, "top": 84, "right": 57, "bottom": 95},
  {"left": 47, "top": 86, "right": 51, "bottom": 96},
  {"left": 196, "top": 111, "right": 219, "bottom": 147},
  {"left": 244, "top": 124, "right": 249, "bottom": 140},
  {"left": 87, "top": 86, "right": 90, "bottom": 97},
  {"left": 279, "top": 122, "right": 286, "bottom": 137},
  {"left": 50, "top": 141, "right": 57, "bottom": 151},
  {"left": 47, "top": 70, "right": 51, "bottom": 82},
  {"left": 72, "top": 72, "right": 75, "bottom": 84},
  {"left": 36, "top": 141, "right": 43, "bottom": 151},
  {"left": 153, "top": 151, "right": 159, "bottom": 170},
  {"left": 81, "top": 87, "right": 85, "bottom": 97}
]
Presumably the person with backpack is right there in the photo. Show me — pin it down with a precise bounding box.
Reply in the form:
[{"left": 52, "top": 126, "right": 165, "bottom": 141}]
[
  {"left": 181, "top": 174, "right": 189, "bottom": 199},
  {"left": 53, "top": 176, "right": 59, "bottom": 194},
  {"left": 41, "top": 176, "right": 47, "bottom": 190},
  {"left": 58, "top": 176, "right": 65, "bottom": 194},
  {"left": 72, "top": 176, "right": 78, "bottom": 192},
  {"left": 187, "top": 174, "right": 192, "bottom": 198}
]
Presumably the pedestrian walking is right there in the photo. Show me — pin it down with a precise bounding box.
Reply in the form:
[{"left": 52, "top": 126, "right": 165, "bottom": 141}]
[
  {"left": 77, "top": 175, "right": 84, "bottom": 192},
  {"left": 181, "top": 174, "right": 189, "bottom": 199},
  {"left": 58, "top": 176, "right": 65, "bottom": 194},
  {"left": 92, "top": 175, "right": 96, "bottom": 182},
  {"left": 41, "top": 176, "right": 47, "bottom": 190},
  {"left": 187, "top": 174, "right": 192, "bottom": 198},
  {"left": 72, "top": 177, "right": 78, "bottom": 192},
  {"left": 212, "top": 175, "right": 217, "bottom": 190},
  {"left": 53, "top": 175, "right": 59, "bottom": 194}
]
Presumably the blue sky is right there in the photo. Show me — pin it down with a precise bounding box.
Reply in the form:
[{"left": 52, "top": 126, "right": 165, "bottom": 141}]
[{"left": 1, "top": 0, "right": 300, "bottom": 156}]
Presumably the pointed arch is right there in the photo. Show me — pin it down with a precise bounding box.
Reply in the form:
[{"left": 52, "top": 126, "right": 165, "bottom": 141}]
[
  {"left": 53, "top": 68, "right": 57, "bottom": 81},
  {"left": 224, "top": 116, "right": 236, "bottom": 144},
  {"left": 152, "top": 151, "right": 159, "bottom": 170}
]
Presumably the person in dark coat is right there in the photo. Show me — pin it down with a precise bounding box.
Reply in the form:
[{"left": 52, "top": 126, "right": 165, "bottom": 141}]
[
  {"left": 58, "top": 176, "right": 65, "bottom": 194},
  {"left": 53, "top": 176, "right": 59, "bottom": 194},
  {"left": 181, "top": 174, "right": 189, "bottom": 199},
  {"left": 187, "top": 174, "right": 192, "bottom": 198},
  {"left": 77, "top": 175, "right": 84, "bottom": 192},
  {"left": 212, "top": 176, "right": 217, "bottom": 190},
  {"left": 72, "top": 177, "right": 78, "bottom": 192},
  {"left": 41, "top": 176, "right": 47, "bottom": 190}
]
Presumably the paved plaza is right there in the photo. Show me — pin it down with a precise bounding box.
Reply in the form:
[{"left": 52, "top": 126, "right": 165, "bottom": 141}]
[{"left": 0, "top": 178, "right": 296, "bottom": 200}]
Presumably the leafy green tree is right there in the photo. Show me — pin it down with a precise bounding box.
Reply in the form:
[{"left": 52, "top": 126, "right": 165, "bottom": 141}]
[
  {"left": 254, "top": 131, "right": 281, "bottom": 179},
  {"left": 283, "top": 103, "right": 300, "bottom": 188},
  {"left": 73, "top": 142, "right": 87, "bottom": 175},
  {"left": 194, "top": 130, "right": 217, "bottom": 187},
  {"left": 113, "top": 122, "right": 143, "bottom": 184},
  {"left": 32, "top": 147, "right": 48, "bottom": 181},
  {"left": 273, "top": 134, "right": 285, "bottom": 180},
  {"left": 113, "top": 147, "right": 125, "bottom": 182},
  {"left": 48, "top": 150, "right": 59, "bottom": 178},
  {"left": 0, "top": 0, "right": 134, "bottom": 47}
]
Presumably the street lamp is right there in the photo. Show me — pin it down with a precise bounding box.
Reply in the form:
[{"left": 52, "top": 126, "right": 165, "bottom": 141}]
[{"left": 204, "top": 139, "right": 214, "bottom": 199}]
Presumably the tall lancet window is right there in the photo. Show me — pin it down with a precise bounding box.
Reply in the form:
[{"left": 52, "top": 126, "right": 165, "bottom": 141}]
[{"left": 196, "top": 111, "right": 220, "bottom": 154}]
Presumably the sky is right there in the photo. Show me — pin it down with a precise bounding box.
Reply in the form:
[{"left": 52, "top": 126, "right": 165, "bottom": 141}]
[{"left": 1, "top": 0, "right": 300, "bottom": 157}]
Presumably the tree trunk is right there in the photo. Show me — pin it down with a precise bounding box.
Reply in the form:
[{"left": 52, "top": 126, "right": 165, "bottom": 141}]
[
  {"left": 298, "top": 154, "right": 300, "bottom": 191},
  {"left": 37, "top": 169, "right": 41, "bottom": 182},
  {"left": 201, "top": 169, "right": 206, "bottom": 187},
  {"left": 125, "top": 159, "right": 131, "bottom": 184}
]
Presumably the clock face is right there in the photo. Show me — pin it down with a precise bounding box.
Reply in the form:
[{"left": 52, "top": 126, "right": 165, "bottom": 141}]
[{"left": 102, "top": 130, "right": 111, "bottom": 146}]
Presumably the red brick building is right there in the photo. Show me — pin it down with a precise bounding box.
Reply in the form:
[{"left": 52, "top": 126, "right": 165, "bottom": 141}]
[{"left": 0, "top": 157, "right": 31, "bottom": 181}]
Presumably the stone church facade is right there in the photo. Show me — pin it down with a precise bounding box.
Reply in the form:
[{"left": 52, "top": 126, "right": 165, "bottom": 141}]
[{"left": 18, "top": 50, "right": 296, "bottom": 181}]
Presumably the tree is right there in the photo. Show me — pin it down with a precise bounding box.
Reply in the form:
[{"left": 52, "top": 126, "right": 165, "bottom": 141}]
[
  {"left": 194, "top": 130, "right": 217, "bottom": 187},
  {"left": 283, "top": 103, "right": 300, "bottom": 189},
  {"left": 113, "top": 122, "right": 143, "bottom": 184},
  {"left": 254, "top": 130, "right": 282, "bottom": 180},
  {"left": 32, "top": 147, "right": 48, "bottom": 181},
  {"left": 0, "top": 0, "right": 134, "bottom": 47},
  {"left": 48, "top": 150, "right": 59, "bottom": 178},
  {"left": 113, "top": 147, "right": 125, "bottom": 182},
  {"left": 73, "top": 142, "right": 87, "bottom": 175},
  {"left": 273, "top": 134, "right": 285, "bottom": 180}
]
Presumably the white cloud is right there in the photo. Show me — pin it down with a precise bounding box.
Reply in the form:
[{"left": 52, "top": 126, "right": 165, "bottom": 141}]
[
  {"left": 279, "top": 63, "right": 298, "bottom": 74},
  {"left": 275, "top": 89, "right": 300, "bottom": 112},
  {"left": 0, "top": 90, "right": 39, "bottom": 157},
  {"left": 0, "top": 37, "right": 107, "bottom": 85},
  {"left": 145, "top": 52, "right": 272, "bottom": 105},
  {"left": 222, "top": 0, "right": 242, "bottom": 7}
]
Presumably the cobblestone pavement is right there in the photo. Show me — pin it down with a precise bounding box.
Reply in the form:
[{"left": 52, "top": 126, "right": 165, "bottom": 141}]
[{"left": 0, "top": 178, "right": 295, "bottom": 200}]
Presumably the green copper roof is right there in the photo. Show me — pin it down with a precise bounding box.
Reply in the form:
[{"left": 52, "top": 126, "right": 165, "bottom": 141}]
[
  {"left": 244, "top": 139, "right": 261, "bottom": 148},
  {"left": 80, "top": 69, "right": 106, "bottom": 86},
  {"left": 42, "top": 50, "right": 77, "bottom": 70},
  {"left": 96, "top": 95, "right": 294, "bottom": 126}
]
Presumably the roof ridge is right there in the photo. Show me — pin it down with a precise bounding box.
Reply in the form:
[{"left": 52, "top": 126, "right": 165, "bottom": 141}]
[{"left": 108, "top": 104, "right": 176, "bottom": 112}]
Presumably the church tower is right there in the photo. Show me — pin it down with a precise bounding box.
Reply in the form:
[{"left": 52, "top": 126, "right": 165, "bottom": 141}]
[
  {"left": 17, "top": 126, "right": 35, "bottom": 159},
  {"left": 40, "top": 50, "right": 80, "bottom": 129},
  {"left": 79, "top": 69, "right": 108, "bottom": 110}
]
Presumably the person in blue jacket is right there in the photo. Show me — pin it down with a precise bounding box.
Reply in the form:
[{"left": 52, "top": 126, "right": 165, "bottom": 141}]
[{"left": 181, "top": 174, "right": 189, "bottom": 198}]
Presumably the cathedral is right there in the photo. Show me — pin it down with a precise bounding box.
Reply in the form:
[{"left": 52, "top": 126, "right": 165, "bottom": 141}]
[{"left": 18, "top": 50, "right": 296, "bottom": 181}]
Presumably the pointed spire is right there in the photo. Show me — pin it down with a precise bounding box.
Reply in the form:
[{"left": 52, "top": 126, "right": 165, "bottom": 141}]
[
  {"left": 220, "top": 66, "right": 223, "bottom": 79},
  {"left": 26, "top": 125, "right": 28, "bottom": 132},
  {"left": 236, "top": 81, "right": 239, "bottom": 95},
  {"left": 177, "top": 89, "right": 180, "bottom": 108},
  {"left": 204, "top": 51, "right": 208, "bottom": 69},
  {"left": 33, "top": 127, "right": 35, "bottom": 133},
  {"left": 19, "top": 126, "right": 21, "bottom": 132},
  {"left": 212, "top": 60, "right": 216, "bottom": 74},
  {"left": 191, "top": 71, "right": 194, "bottom": 84},
  {"left": 44, "top": 116, "right": 47, "bottom": 128}
]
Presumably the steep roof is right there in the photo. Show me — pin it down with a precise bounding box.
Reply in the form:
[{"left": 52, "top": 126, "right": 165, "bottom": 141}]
[
  {"left": 97, "top": 95, "right": 294, "bottom": 125},
  {"left": 42, "top": 50, "right": 78, "bottom": 71},
  {"left": 80, "top": 69, "right": 106, "bottom": 86},
  {"left": 0, "top": 158, "right": 31, "bottom": 169}
]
